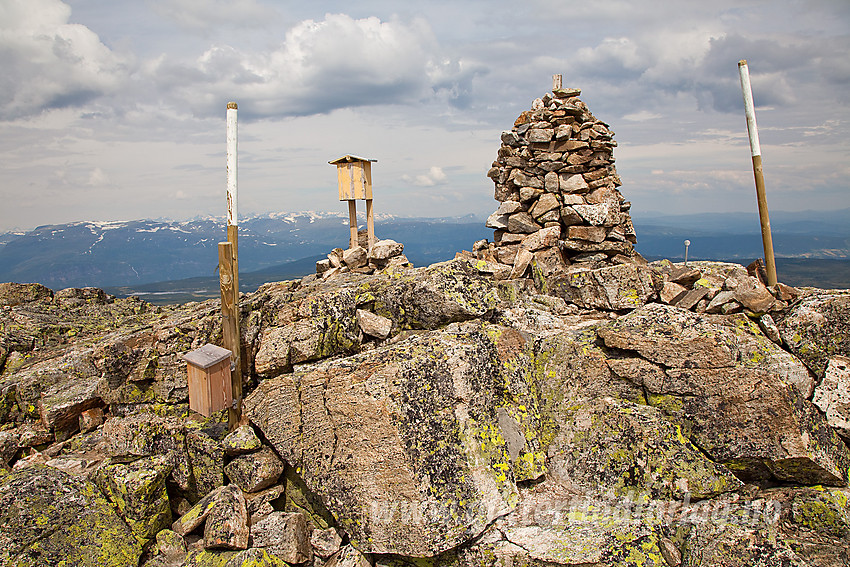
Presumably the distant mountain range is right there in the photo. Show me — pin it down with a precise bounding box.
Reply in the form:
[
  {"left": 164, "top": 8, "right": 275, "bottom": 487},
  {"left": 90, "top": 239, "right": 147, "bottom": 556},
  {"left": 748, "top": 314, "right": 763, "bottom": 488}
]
[
  {"left": 635, "top": 208, "right": 850, "bottom": 261},
  {"left": 1, "top": 208, "right": 848, "bottom": 301},
  {"left": 0, "top": 212, "right": 490, "bottom": 290}
]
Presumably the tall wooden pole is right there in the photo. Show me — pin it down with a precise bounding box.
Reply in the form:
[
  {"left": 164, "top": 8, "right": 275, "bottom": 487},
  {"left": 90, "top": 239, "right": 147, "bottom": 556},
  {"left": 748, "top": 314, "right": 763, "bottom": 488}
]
[
  {"left": 218, "top": 242, "right": 241, "bottom": 427},
  {"left": 738, "top": 60, "right": 778, "bottom": 286},
  {"left": 224, "top": 101, "right": 242, "bottom": 427}
]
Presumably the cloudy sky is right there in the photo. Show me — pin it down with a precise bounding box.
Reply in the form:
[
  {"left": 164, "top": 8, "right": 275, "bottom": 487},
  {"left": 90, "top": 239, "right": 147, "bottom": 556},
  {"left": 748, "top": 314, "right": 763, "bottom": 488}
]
[{"left": 1, "top": 0, "right": 848, "bottom": 232}]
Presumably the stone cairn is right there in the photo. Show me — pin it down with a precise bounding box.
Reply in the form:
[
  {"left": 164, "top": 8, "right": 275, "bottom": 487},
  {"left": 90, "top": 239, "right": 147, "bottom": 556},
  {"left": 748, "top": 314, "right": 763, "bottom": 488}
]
[
  {"left": 470, "top": 86, "right": 640, "bottom": 279},
  {"left": 315, "top": 229, "right": 410, "bottom": 279}
]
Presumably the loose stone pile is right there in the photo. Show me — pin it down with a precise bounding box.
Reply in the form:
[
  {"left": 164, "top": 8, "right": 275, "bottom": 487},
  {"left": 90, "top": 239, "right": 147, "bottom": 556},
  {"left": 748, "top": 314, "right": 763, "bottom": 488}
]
[
  {"left": 315, "top": 230, "right": 410, "bottom": 279},
  {"left": 475, "top": 87, "right": 639, "bottom": 279}
]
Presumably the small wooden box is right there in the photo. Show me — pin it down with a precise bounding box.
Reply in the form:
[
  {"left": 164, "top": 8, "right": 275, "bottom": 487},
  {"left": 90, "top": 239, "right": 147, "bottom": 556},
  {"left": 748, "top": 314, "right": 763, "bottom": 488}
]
[
  {"left": 183, "top": 344, "right": 233, "bottom": 417},
  {"left": 329, "top": 155, "right": 375, "bottom": 201}
]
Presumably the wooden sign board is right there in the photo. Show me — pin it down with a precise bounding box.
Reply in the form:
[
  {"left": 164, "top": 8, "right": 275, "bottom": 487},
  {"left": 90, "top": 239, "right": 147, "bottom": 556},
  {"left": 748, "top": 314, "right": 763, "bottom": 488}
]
[{"left": 183, "top": 344, "right": 233, "bottom": 417}]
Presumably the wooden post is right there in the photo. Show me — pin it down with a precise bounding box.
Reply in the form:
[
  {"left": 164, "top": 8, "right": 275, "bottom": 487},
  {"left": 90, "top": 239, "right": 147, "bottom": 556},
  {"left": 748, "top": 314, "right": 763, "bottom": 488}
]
[
  {"left": 219, "top": 242, "right": 242, "bottom": 428},
  {"left": 347, "top": 200, "right": 358, "bottom": 249},
  {"left": 366, "top": 199, "right": 375, "bottom": 250},
  {"left": 553, "top": 74, "right": 562, "bottom": 90},
  {"left": 738, "top": 60, "right": 778, "bottom": 286}
]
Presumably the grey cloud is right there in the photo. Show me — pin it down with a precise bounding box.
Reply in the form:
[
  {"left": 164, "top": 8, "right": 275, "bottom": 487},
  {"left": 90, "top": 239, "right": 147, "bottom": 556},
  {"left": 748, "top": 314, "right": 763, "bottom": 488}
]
[{"left": 0, "top": 0, "right": 131, "bottom": 120}]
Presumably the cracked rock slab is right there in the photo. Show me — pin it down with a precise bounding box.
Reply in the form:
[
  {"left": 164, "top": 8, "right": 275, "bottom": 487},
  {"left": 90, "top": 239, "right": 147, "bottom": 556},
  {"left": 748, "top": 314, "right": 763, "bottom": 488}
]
[
  {"left": 597, "top": 303, "right": 849, "bottom": 486},
  {"left": 244, "top": 321, "right": 545, "bottom": 556},
  {"left": 0, "top": 464, "right": 142, "bottom": 566}
]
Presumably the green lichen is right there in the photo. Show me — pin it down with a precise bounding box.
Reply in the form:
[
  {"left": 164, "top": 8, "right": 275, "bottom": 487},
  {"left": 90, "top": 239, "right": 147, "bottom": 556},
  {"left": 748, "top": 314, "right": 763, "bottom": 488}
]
[{"left": 792, "top": 487, "right": 850, "bottom": 538}]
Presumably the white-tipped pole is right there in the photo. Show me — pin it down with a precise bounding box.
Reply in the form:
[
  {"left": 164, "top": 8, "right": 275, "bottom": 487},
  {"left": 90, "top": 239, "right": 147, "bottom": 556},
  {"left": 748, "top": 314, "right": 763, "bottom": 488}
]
[
  {"left": 223, "top": 101, "right": 241, "bottom": 429},
  {"left": 684, "top": 239, "right": 691, "bottom": 266},
  {"left": 738, "top": 60, "right": 777, "bottom": 286},
  {"left": 226, "top": 102, "right": 238, "bottom": 228}
]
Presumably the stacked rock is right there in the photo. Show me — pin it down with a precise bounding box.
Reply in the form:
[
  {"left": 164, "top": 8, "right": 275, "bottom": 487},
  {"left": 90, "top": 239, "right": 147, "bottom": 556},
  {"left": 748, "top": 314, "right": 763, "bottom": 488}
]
[
  {"left": 477, "top": 87, "right": 639, "bottom": 278},
  {"left": 316, "top": 229, "right": 410, "bottom": 279}
]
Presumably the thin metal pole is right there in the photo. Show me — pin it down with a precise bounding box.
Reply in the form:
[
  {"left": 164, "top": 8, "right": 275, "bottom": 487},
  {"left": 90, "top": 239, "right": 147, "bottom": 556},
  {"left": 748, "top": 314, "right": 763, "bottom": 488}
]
[{"left": 738, "top": 60, "right": 778, "bottom": 286}]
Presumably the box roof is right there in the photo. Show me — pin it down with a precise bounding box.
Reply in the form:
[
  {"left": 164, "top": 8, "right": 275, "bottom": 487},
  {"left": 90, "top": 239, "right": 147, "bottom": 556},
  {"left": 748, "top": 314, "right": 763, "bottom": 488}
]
[
  {"left": 182, "top": 343, "right": 232, "bottom": 369},
  {"left": 328, "top": 155, "right": 377, "bottom": 165}
]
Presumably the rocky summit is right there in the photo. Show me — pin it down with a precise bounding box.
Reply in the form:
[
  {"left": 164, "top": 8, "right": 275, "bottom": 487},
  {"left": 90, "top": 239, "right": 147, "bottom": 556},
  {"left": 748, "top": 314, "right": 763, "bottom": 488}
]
[{"left": 1, "top": 89, "right": 850, "bottom": 567}]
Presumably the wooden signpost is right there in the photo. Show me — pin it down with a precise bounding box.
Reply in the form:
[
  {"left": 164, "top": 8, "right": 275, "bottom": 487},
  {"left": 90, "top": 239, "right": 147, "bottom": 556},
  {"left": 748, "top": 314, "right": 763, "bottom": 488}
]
[
  {"left": 220, "top": 101, "right": 242, "bottom": 428},
  {"left": 738, "top": 60, "right": 778, "bottom": 286},
  {"left": 329, "top": 155, "right": 377, "bottom": 250}
]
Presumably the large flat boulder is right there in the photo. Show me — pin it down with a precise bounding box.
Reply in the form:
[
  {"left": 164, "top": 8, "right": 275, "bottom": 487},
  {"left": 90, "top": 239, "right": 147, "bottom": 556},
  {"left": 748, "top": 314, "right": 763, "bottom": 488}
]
[
  {"left": 547, "top": 263, "right": 662, "bottom": 310},
  {"left": 547, "top": 396, "right": 742, "bottom": 500},
  {"left": 244, "top": 320, "right": 543, "bottom": 556},
  {"left": 0, "top": 465, "right": 143, "bottom": 566},
  {"left": 254, "top": 260, "right": 506, "bottom": 379},
  {"left": 596, "top": 303, "right": 849, "bottom": 485}
]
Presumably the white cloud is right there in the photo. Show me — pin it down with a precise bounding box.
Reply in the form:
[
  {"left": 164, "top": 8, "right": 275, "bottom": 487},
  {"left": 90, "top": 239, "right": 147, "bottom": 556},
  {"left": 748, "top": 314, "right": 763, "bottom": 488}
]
[
  {"left": 0, "top": 0, "right": 130, "bottom": 120},
  {"left": 149, "top": 13, "right": 481, "bottom": 118},
  {"left": 87, "top": 167, "right": 109, "bottom": 186},
  {"left": 623, "top": 110, "right": 662, "bottom": 122},
  {"left": 402, "top": 166, "right": 448, "bottom": 187}
]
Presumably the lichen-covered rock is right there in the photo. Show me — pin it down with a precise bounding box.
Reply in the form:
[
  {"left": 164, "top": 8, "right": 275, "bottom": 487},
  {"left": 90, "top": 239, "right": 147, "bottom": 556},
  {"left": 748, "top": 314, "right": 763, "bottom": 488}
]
[
  {"left": 102, "top": 411, "right": 194, "bottom": 497},
  {"left": 281, "top": 467, "right": 336, "bottom": 530},
  {"left": 548, "top": 396, "right": 742, "bottom": 500},
  {"left": 778, "top": 290, "right": 850, "bottom": 378},
  {"left": 204, "top": 484, "right": 248, "bottom": 550},
  {"left": 223, "top": 548, "right": 291, "bottom": 566},
  {"left": 224, "top": 446, "right": 285, "bottom": 493},
  {"left": 311, "top": 527, "right": 343, "bottom": 559},
  {"left": 812, "top": 356, "right": 850, "bottom": 439},
  {"left": 678, "top": 514, "right": 800, "bottom": 567},
  {"left": 244, "top": 320, "right": 543, "bottom": 556},
  {"left": 790, "top": 486, "right": 850, "bottom": 539},
  {"left": 452, "top": 481, "right": 675, "bottom": 567},
  {"left": 547, "top": 263, "right": 662, "bottom": 310},
  {"left": 221, "top": 424, "right": 262, "bottom": 456},
  {"left": 173, "top": 485, "right": 226, "bottom": 536},
  {"left": 250, "top": 511, "right": 312, "bottom": 563},
  {"left": 0, "top": 430, "right": 18, "bottom": 465},
  {"left": 38, "top": 372, "right": 103, "bottom": 433},
  {"left": 186, "top": 427, "right": 226, "bottom": 502},
  {"left": 0, "top": 464, "right": 142, "bottom": 566},
  {"left": 597, "top": 303, "right": 849, "bottom": 486},
  {"left": 153, "top": 528, "right": 187, "bottom": 562},
  {"left": 92, "top": 454, "right": 174, "bottom": 545},
  {"left": 325, "top": 545, "right": 372, "bottom": 567},
  {"left": 0, "top": 282, "right": 54, "bottom": 307}
]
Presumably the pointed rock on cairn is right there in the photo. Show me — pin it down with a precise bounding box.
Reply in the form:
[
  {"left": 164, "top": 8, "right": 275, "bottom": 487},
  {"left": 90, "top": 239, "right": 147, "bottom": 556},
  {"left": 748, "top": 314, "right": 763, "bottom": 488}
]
[{"left": 471, "top": 86, "right": 640, "bottom": 279}]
